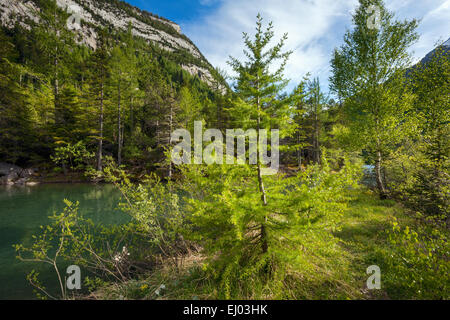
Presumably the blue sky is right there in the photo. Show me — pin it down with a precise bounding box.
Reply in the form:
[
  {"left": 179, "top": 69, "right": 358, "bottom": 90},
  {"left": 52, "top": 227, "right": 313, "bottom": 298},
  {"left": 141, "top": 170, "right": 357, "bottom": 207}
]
[
  {"left": 127, "top": 0, "right": 450, "bottom": 93},
  {"left": 128, "top": 0, "right": 221, "bottom": 24}
]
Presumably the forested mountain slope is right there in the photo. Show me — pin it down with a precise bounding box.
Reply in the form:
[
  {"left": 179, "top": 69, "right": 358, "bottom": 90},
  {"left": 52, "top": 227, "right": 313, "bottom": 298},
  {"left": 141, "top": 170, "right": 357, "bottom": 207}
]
[
  {"left": 0, "top": 0, "right": 228, "bottom": 170},
  {"left": 406, "top": 37, "right": 450, "bottom": 77},
  {"left": 420, "top": 37, "right": 450, "bottom": 64}
]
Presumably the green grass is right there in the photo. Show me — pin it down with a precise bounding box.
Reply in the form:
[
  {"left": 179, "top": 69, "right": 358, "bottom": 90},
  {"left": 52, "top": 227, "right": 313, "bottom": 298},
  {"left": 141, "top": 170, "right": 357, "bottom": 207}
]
[
  {"left": 333, "top": 190, "right": 410, "bottom": 299},
  {"left": 97, "top": 189, "right": 447, "bottom": 300}
]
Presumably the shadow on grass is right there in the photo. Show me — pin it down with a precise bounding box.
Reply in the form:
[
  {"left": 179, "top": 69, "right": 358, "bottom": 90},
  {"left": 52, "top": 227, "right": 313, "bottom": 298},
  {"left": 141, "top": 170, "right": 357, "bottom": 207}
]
[{"left": 334, "top": 219, "right": 390, "bottom": 244}]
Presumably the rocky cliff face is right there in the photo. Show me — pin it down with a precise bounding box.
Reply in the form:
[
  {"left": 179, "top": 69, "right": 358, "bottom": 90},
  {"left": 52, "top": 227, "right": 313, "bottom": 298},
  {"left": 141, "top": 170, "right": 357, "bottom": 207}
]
[{"left": 0, "top": 0, "right": 222, "bottom": 89}]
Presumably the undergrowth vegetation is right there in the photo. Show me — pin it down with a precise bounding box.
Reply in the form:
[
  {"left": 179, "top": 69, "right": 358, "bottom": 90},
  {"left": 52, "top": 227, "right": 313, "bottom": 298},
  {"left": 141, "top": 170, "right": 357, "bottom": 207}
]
[
  {"left": 15, "top": 160, "right": 450, "bottom": 300},
  {"left": 10, "top": 0, "right": 449, "bottom": 301}
]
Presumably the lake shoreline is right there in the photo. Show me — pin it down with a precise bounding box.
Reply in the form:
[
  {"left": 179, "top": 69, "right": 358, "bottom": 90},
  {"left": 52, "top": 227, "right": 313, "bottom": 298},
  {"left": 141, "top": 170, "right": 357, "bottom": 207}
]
[
  {"left": 5, "top": 173, "right": 94, "bottom": 186},
  {"left": 0, "top": 183, "right": 126, "bottom": 299}
]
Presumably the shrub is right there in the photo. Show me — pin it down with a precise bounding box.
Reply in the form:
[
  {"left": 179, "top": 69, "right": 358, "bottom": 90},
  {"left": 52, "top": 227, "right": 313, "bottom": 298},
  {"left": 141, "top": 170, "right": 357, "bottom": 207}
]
[
  {"left": 380, "top": 216, "right": 449, "bottom": 299},
  {"left": 179, "top": 157, "right": 362, "bottom": 298}
]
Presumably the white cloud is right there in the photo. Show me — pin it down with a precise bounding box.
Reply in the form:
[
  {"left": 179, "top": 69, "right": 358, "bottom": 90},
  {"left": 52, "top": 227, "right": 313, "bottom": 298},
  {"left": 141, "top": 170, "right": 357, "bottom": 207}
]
[
  {"left": 387, "top": 0, "right": 450, "bottom": 62},
  {"left": 183, "top": 0, "right": 450, "bottom": 93},
  {"left": 416, "top": 0, "right": 450, "bottom": 56}
]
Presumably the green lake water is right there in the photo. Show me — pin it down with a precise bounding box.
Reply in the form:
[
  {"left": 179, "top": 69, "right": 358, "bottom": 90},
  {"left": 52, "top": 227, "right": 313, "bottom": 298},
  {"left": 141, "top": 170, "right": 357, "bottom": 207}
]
[{"left": 0, "top": 184, "right": 127, "bottom": 300}]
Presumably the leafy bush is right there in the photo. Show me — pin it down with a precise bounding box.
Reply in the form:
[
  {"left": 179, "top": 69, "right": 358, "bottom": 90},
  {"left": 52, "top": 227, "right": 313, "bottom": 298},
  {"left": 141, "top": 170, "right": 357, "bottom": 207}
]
[
  {"left": 51, "top": 141, "right": 94, "bottom": 173},
  {"left": 14, "top": 199, "right": 148, "bottom": 299},
  {"left": 103, "top": 161, "right": 191, "bottom": 266},
  {"left": 380, "top": 216, "right": 449, "bottom": 299}
]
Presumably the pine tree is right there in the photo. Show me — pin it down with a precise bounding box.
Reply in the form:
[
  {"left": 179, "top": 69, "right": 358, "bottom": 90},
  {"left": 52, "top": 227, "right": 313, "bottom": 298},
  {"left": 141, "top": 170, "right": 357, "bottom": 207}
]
[
  {"left": 178, "top": 86, "right": 202, "bottom": 133},
  {"left": 0, "top": 30, "right": 31, "bottom": 163},
  {"left": 34, "top": 0, "right": 75, "bottom": 105},
  {"left": 88, "top": 32, "right": 111, "bottom": 171},
  {"left": 305, "top": 78, "right": 327, "bottom": 164},
  {"left": 289, "top": 77, "right": 309, "bottom": 168},
  {"left": 227, "top": 14, "right": 294, "bottom": 253},
  {"left": 110, "top": 25, "right": 139, "bottom": 165},
  {"left": 142, "top": 60, "right": 180, "bottom": 175},
  {"left": 177, "top": 17, "right": 361, "bottom": 299}
]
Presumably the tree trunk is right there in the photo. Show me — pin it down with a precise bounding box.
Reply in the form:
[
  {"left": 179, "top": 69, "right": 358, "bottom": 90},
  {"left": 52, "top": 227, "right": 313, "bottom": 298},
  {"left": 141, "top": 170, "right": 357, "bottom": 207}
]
[
  {"left": 312, "top": 94, "right": 321, "bottom": 164},
  {"left": 54, "top": 18, "right": 59, "bottom": 97},
  {"left": 97, "top": 84, "right": 104, "bottom": 171},
  {"left": 258, "top": 165, "right": 268, "bottom": 253},
  {"left": 62, "top": 163, "right": 68, "bottom": 176},
  {"left": 168, "top": 103, "right": 173, "bottom": 179},
  {"left": 54, "top": 58, "right": 59, "bottom": 97},
  {"left": 156, "top": 119, "right": 160, "bottom": 146},
  {"left": 256, "top": 78, "right": 268, "bottom": 254},
  {"left": 375, "top": 150, "right": 387, "bottom": 199},
  {"left": 130, "top": 96, "right": 134, "bottom": 133},
  {"left": 117, "top": 79, "right": 122, "bottom": 166},
  {"left": 313, "top": 100, "right": 320, "bottom": 164},
  {"left": 297, "top": 131, "right": 302, "bottom": 169}
]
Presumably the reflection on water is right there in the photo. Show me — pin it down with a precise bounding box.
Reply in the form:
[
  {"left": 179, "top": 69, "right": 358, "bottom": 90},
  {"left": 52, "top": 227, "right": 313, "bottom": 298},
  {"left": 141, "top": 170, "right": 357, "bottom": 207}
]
[{"left": 0, "top": 183, "right": 127, "bottom": 300}]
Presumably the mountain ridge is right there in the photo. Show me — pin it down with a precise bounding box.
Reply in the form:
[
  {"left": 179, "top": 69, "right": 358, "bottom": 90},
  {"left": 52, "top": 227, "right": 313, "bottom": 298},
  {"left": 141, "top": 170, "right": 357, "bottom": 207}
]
[
  {"left": 0, "top": 0, "right": 223, "bottom": 89},
  {"left": 419, "top": 37, "right": 450, "bottom": 64},
  {"left": 404, "top": 36, "right": 450, "bottom": 77}
]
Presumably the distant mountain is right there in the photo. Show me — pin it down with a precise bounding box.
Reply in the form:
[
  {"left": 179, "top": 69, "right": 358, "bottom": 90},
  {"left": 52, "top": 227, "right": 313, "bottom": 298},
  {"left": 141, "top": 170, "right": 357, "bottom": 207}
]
[
  {"left": 406, "top": 37, "right": 450, "bottom": 77},
  {"left": 0, "top": 0, "right": 224, "bottom": 89},
  {"left": 420, "top": 37, "right": 450, "bottom": 64}
]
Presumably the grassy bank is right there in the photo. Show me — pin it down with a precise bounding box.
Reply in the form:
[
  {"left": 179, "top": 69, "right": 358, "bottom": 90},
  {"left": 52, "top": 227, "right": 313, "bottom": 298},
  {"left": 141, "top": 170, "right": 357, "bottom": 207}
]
[{"left": 92, "top": 190, "right": 447, "bottom": 300}]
